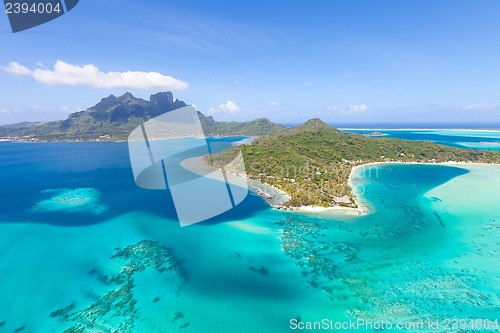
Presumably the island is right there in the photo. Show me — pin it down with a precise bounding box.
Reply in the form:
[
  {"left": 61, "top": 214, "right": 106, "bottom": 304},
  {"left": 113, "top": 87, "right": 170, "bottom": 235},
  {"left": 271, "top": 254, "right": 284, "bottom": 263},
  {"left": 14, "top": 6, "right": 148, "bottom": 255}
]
[
  {"left": 2, "top": 92, "right": 499, "bottom": 211},
  {"left": 207, "top": 118, "right": 500, "bottom": 209},
  {"left": 0, "top": 92, "right": 288, "bottom": 141},
  {"left": 364, "top": 131, "right": 386, "bottom": 137}
]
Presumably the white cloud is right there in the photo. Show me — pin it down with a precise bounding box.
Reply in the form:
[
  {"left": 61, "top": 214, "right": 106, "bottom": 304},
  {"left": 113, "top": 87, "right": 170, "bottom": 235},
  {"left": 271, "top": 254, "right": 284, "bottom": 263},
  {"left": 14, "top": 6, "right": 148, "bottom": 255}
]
[
  {"left": 35, "top": 61, "right": 48, "bottom": 69},
  {"left": 465, "top": 102, "right": 500, "bottom": 110},
  {"left": 302, "top": 81, "right": 315, "bottom": 86},
  {"left": 349, "top": 104, "right": 369, "bottom": 112},
  {"left": 3, "top": 62, "right": 31, "bottom": 75},
  {"left": 208, "top": 100, "right": 241, "bottom": 115},
  {"left": 0, "top": 109, "right": 13, "bottom": 114},
  {"left": 2, "top": 60, "right": 189, "bottom": 90},
  {"left": 323, "top": 104, "right": 369, "bottom": 115},
  {"left": 267, "top": 101, "right": 280, "bottom": 107},
  {"left": 61, "top": 106, "right": 82, "bottom": 114}
]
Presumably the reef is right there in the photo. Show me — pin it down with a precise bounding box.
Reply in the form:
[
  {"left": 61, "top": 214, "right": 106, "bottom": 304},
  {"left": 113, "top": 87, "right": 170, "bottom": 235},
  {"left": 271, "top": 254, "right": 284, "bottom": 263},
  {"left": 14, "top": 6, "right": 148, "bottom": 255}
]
[
  {"left": 33, "top": 188, "right": 108, "bottom": 215},
  {"left": 275, "top": 217, "right": 357, "bottom": 296},
  {"left": 248, "top": 266, "right": 269, "bottom": 276},
  {"left": 171, "top": 311, "right": 190, "bottom": 329},
  {"left": 50, "top": 240, "right": 185, "bottom": 333},
  {"left": 49, "top": 303, "right": 75, "bottom": 319},
  {"left": 276, "top": 216, "right": 500, "bottom": 329}
]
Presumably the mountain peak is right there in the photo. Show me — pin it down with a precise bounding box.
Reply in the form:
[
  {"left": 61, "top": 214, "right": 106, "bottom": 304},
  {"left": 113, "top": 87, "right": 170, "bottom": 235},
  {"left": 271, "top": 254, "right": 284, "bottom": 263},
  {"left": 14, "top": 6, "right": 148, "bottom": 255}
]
[
  {"left": 120, "top": 91, "right": 134, "bottom": 99},
  {"left": 252, "top": 117, "right": 272, "bottom": 123},
  {"left": 150, "top": 91, "right": 174, "bottom": 106},
  {"left": 100, "top": 94, "right": 118, "bottom": 102},
  {"left": 292, "top": 118, "right": 333, "bottom": 132},
  {"left": 0, "top": 92, "right": 288, "bottom": 140}
]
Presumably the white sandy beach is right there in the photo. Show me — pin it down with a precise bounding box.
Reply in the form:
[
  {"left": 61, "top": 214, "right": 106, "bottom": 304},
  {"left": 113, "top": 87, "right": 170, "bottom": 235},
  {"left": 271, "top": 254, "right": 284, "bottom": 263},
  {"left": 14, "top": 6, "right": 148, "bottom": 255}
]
[
  {"left": 179, "top": 155, "right": 290, "bottom": 205},
  {"left": 180, "top": 155, "right": 500, "bottom": 216},
  {"left": 288, "top": 161, "right": 500, "bottom": 216}
]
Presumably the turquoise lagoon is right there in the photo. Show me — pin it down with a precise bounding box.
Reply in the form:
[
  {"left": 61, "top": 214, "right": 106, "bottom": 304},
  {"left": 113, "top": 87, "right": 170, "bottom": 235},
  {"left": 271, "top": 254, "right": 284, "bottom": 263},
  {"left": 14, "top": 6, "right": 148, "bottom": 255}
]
[
  {"left": 342, "top": 128, "right": 500, "bottom": 151},
  {"left": 0, "top": 141, "right": 499, "bottom": 332}
]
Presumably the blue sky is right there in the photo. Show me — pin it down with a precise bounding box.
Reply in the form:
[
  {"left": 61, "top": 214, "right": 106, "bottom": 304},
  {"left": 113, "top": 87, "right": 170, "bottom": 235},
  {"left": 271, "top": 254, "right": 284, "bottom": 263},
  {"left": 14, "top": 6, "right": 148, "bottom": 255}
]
[{"left": 1, "top": 0, "right": 500, "bottom": 125}]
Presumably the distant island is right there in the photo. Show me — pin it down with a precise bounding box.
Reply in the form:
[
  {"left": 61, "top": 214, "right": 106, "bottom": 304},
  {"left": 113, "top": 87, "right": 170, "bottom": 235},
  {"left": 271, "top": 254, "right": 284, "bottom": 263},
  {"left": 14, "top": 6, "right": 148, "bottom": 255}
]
[
  {"left": 0, "top": 92, "right": 287, "bottom": 141},
  {"left": 364, "top": 131, "right": 386, "bottom": 137},
  {"left": 208, "top": 119, "right": 500, "bottom": 209},
  {"left": 2, "top": 92, "right": 500, "bottom": 210}
]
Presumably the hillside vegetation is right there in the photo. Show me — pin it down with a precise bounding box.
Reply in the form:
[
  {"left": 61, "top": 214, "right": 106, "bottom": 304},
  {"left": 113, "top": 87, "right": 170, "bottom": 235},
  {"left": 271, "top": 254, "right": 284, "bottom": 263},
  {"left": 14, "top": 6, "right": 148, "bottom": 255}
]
[
  {"left": 209, "top": 119, "right": 500, "bottom": 207},
  {"left": 0, "top": 92, "right": 287, "bottom": 141}
]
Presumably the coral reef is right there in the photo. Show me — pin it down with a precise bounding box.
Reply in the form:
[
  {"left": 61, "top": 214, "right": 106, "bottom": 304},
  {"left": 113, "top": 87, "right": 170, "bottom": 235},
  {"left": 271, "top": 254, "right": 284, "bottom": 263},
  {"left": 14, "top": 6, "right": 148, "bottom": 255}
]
[{"left": 50, "top": 240, "right": 185, "bottom": 333}]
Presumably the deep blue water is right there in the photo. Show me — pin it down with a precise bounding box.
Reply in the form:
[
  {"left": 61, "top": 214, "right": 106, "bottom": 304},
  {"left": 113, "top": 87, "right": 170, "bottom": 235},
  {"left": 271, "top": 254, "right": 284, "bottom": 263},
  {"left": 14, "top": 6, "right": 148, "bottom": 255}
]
[
  {"left": 0, "top": 140, "right": 499, "bottom": 332},
  {"left": 0, "top": 138, "right": 268, "bottom": 226}
]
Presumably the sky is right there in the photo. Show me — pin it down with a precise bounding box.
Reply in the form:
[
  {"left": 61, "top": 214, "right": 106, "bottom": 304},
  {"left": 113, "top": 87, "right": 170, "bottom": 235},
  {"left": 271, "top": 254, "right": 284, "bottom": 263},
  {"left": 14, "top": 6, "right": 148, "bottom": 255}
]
[{"left": 1, "top": 0, "right": 500, "bottom": 125}]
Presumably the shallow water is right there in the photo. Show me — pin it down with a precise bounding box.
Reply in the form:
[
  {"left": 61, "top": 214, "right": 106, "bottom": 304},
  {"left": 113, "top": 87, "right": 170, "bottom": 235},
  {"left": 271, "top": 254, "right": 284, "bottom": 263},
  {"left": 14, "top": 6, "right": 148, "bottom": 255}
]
[
  {"left": 0, "top": 142, "right": 498, "bottom": 332},
  {"left": 343, "top": 128, "right": 500, "bottom": 151}
]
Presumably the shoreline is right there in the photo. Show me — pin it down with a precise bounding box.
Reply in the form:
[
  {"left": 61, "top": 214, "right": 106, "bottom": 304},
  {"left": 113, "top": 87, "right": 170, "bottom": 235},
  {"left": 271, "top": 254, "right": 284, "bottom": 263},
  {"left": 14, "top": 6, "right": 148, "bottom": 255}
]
[
  {"left": 0, "top": 139, "right": 128, "bottom": 143},
  {"left": 281, "top": 161, "right": 500, "bottom": 216},
  {"left": 340, "top": 128, "right": 500, "bottom": 132},
  {"left": 181, "top": 155, "right": 500, "bottom": 216},
  {"left": 180, "top": 155, "right": 291, "bottom": 206},
  {"left": 288, "top": 163, "right": 370, "bottom": 216},
  {"left": 10, "top": 133, "right": 495, "bottom": 216},
  {"left": 0, "top": 135, "right": 252, "bottom": 144}
]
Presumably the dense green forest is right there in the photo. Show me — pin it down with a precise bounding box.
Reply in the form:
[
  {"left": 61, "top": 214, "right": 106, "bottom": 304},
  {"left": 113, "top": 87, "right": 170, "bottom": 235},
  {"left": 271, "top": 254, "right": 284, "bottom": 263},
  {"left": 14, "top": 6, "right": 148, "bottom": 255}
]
[
  {"left": 209, "top": 119, "right": 500, "bottom": 207},
  {"left": 0, "top": 92, "right": 287, "bottom": 141},
  {"left": 3, "top": 92, "right": 499, "bottom": 208}
]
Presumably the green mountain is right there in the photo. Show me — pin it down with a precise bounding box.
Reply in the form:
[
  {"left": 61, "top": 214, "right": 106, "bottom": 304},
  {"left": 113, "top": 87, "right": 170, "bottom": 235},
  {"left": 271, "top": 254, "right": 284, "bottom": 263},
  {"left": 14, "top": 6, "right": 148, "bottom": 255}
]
[
  {"left": 201, "top": 116, "right": 288, "bottom": 136},
  {"left": 209, "top": 118, "right": 500, "bottom": 207},
  {"left": 0, "top": 92, "right": 287, "bottom": 141}
]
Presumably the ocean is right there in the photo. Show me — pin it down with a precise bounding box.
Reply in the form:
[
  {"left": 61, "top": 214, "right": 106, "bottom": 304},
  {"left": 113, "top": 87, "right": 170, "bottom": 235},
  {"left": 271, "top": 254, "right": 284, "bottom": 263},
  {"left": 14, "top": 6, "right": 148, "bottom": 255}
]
[
  {"left": 342, "top": 128, "right": 500, "bottom": 151},
  {"left": 0, "top": 129, "right": 499, "bottom": 332}
]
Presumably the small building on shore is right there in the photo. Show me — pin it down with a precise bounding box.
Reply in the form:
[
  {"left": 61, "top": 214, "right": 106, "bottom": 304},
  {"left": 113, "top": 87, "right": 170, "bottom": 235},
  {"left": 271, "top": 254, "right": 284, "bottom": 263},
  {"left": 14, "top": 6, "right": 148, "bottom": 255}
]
[{"left": 332, "top": 195, "right": 352, "bottom": 205}]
